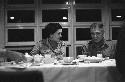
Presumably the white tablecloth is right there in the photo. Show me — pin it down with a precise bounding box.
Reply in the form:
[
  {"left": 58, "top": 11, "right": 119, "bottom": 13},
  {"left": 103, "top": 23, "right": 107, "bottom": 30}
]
[{"left": 0, "top": 59, "right": 123, "bottom": 82}]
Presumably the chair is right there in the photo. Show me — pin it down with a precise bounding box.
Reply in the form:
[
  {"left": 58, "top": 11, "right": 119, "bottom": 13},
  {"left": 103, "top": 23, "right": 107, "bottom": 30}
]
[{"left": 0, "top": 71, "right": 44, "bottom": 82}]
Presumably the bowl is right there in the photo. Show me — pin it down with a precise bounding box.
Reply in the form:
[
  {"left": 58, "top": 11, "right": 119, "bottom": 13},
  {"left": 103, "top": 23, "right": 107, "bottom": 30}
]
[
  {"left": 78, "top": 55, "right": 87, "bottom": 61},
  {"left": 26, "top": 56, "right": 33, "bottom": 62},
  {"left": 63, "top": 57, "right": 74, "bottom": 63},
  {"left": 43, "top": 57, "right": 55, "bottom": 64},
  {"left": 34, "top": 55, "right": 44, "bottom": 63},
  {"left": 84, "top": 56, "right": 103, "bottom": 63}
]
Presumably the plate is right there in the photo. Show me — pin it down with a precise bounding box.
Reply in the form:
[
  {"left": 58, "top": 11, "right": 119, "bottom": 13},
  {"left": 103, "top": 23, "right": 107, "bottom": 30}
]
[
  {"left": 79, "top": 60, "right": 84, "bottom": 62},
  {"left": 84, "top": 57, "right": 103, "bottom": 63},
  {"left": 31, "top": 63, "right": 43, "bottom": 66},
  {"left": 5, "top": 65, "right": 26, "bottom": 70},
  {"left": 0, "top": 62, "right": 13, "bottom": 66},
  {"left": 62, "top": 62, "right": 75, "bottom": 65}
]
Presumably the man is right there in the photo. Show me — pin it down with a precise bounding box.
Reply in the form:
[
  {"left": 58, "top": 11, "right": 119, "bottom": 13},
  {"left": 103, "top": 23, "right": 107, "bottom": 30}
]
[
  {"left": 83, "top": 23, "right": 115, "bottom": 58},
  {"left": 0, "top": 48, "right": 26, "bottom": 63}
]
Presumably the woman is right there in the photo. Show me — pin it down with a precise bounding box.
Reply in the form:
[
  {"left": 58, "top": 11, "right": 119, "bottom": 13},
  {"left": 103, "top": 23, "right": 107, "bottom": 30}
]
[{"left": 30, "top": 23, "right": 65, "bottom": 60}]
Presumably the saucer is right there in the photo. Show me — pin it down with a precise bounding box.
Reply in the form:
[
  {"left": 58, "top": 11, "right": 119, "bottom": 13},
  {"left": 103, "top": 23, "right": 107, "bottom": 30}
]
[{"left": 61, "top": 62, "right": 76, "bottom": 65}]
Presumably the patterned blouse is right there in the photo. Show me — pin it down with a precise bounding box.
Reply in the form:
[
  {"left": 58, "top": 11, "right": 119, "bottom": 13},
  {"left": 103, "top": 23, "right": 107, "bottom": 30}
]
[
  {"left": 82, "top": 39, "right": 116, "bottom": 58},
  {"left": 30, "top": 38, "right": 65, "bottom": 59}
]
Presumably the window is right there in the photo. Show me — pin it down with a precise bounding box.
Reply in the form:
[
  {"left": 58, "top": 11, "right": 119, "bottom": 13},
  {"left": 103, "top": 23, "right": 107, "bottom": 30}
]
[
  {"left": 61, "top": 28, "right": 68, "bottom": 41},
  {"left": 75, "top": 0, "right": 101, "bottom": 4},
  {"left": 12, "top": 50, "right": 32, "bottom": 54},
  {"left": 42, "top": 9, "right": 68, "bottom": 22},
  {"left": 111, "top": 9, "right": 125, "bottom": 21},
  {"left": 76, "top": 28, "right": 91, "bottom": 40},
  {"left": 7, "top": 0, "right": 34, "bottom": 4},
  {"left": 4, "top": 0, "right": 125, "bottom": 58},
  {"left": 112, "top": 27, "right": 121, "bottom": 40},
  {"left": 42, "top": 28, "right": 68, "bottom": 41},
  {"left": 42, "top": 0, "right": 68, "bottom": 4},
  {"left": 7, "top": 10, "right": 35, "bottom": 23},
  {"left": 76, "top": 46, "right": 83, "bottom": 56},
  {"left": 5, "top": 46, "right": 34, "bottom": 54},
  {"left": 111, "top": 0, "right": 125, "bottom": 3},
  {"left": 76, "top": 9, "right": 101, "bottom": 22},
  {"left": 66, "top": 47, "right": 69, "bottom": 57},
  {"left": 7, "top": 29, "right": 34, "bottom": 42}
]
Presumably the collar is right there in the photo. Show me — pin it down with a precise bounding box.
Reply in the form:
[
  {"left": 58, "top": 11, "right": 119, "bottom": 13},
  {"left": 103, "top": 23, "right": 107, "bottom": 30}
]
[{"left": 89, "top": 38, "right": 109, "bottom": 50}]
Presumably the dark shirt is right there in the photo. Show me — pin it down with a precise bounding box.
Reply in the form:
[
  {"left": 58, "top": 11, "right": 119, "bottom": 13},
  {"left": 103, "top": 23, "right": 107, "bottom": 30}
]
[{"left": 83, "top": 39, "right": 116, "bottom": 58}]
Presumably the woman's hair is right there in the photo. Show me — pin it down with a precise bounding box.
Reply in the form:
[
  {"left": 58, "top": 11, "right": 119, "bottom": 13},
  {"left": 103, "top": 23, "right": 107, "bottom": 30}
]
[{"left": 43, "top": 23, "right": 62, "bottom": 39}]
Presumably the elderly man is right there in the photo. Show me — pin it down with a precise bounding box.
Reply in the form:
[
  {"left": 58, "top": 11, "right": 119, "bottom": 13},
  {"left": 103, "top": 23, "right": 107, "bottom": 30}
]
[{"left": 83, "top": 23, "right": 115, "bottom": 58}]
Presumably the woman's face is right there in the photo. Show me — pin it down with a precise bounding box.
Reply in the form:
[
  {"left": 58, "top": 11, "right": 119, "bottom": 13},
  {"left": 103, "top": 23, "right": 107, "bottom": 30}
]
[{"left": 50, "top": 29, "right": 62, "bottom": 42}]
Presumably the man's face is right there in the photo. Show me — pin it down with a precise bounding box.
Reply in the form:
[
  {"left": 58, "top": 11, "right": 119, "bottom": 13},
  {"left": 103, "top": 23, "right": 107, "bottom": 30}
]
[{"left": 90, "top": 28, "right": 104, "bottom": 43}]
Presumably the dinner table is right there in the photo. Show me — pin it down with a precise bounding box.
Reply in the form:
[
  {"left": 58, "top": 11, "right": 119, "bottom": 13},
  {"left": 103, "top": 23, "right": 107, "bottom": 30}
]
[{"left": 0, "top": 59, "right": 123, "bottom": 82}]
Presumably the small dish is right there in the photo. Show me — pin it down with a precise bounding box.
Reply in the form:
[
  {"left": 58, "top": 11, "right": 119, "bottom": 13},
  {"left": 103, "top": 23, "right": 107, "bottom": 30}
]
[
  {"left": 63, "top": 57, "right": 74, "bottom": 63},
  {"left": 84, "top": 57, "right": 103, "bottom": 63},
  {"left": 62, "top": 62, "right": 75, "bottom": 65},
  {"left": 5, "top": 65, "right": 26, "bottom": 70}
]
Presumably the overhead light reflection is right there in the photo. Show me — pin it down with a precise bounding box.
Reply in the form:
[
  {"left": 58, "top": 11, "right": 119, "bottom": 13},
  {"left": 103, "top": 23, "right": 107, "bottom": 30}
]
[
  {"left": 63, "top": 17, "right": 67, "bottom": 20},
  {"left": 65, "top": 2, "right": 69, "bottom": 5},
  {"left": 10, "top": 17, "right": 14, "bottom": 20},
  {"left": 116, "top": 16, "right": 122, "bottom": 18}
]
